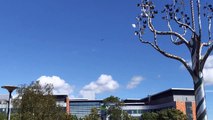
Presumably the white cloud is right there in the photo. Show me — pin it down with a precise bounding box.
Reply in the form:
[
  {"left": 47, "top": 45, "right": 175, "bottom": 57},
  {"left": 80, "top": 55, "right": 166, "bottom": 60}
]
[
  {"left": 180, "top": 55, "right": 213, "bottom": 85},
  {"left": 37, "top": 76, "right": 74, "bottom": 97},
  {"left": 204, "top": 56, "right": 213, "bottom": 68},
  {"left": 79, "top": 91, "right": 95, "bottom": 100},
  {"left": 80, "top": 74, "right": 119, "bottom": 100},
  {"left": 203, "top": 55, "right": 213, "bottom": 85},
  {"left": 126, "top": 76, "right": 144, "bottom": 89}
]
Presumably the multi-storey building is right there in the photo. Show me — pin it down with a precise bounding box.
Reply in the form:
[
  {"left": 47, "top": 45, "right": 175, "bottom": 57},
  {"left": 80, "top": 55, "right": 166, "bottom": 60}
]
[
  {"left": 69, "top": 88, "right": 196, "bottom": 120},
  {"left": 69, "top": 99, "right": 102, "bottom": 118},
  {"left": 55, "top": 95, "right": 70, "bottom": 114},
  {"left": 122, "top": 88, "right": 195, "bottom": 120},
  {"left": 0, "top": 88, "right": 196, "bottom": 119}
]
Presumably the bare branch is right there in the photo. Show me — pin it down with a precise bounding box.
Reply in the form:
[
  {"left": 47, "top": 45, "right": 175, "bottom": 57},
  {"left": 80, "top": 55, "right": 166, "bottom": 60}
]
[
  {"left": 202, "top": 41, "right": 213, "bottom": 47},
  {"left": 147, "top": 17, "right": 190, "bottom": 48},
  {"left": 208, "top": 18, "right": 212, "bottom": 40},
  {"left": 197, "top": 0, "right": 202, "bottom": 36},
  {"left": 174, "top": 16, "right": 195, "bottom": 33},
  {"left": 154, "top": 46, "right": 193, "bottom": 76},
  {"left": 168, "top": 19, "right": 186, "bottom": 45},
  {"left": 171, "top": 0, "right": 195, "bottom": 34},
  {"left": 190, "top": 0, "right": 196, "bottom": 30},
  {"left": 145, "top": 15, "right": 192, "bottom": 72},
  {"left": 201, "top": 43, "right": 213, "bottom": 70},
  {"left": 172, "top": 40, "right": 185, "bottom": 45},
  {"left": 203, "top": 3, "right": 213, "bottom": 43},
  {"left": 138, "top": 33, "right": 193, "bottom": 76},
  {"left": 156, "top": 30, "right": 189, "bottom": 45}
]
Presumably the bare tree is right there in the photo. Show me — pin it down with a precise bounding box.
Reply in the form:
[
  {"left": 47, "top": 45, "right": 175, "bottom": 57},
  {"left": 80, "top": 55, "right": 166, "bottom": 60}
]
[{"left": 133, "top": 0, "right": 213, "bottom": 120}]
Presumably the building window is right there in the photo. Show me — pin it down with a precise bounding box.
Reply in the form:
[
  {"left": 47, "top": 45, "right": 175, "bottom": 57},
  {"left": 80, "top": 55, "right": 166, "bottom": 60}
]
[{"left": 185, "top": 102, "right": 193, "bottom": 120}]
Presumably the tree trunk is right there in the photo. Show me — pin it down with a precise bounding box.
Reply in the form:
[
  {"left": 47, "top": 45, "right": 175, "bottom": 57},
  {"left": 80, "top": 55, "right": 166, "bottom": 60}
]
[{"left": 193, "top": 72, "right": 208, "bottom": 120}]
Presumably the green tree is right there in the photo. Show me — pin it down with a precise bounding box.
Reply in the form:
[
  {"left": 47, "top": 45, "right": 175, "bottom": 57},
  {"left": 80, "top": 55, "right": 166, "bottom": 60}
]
[
  {"left": 84, "top": 108, "right": 100, "bottom": 120},
  {"left": 66, "top": 115, "right": 78, "bottom": 120},
  {"left": 108, "top": 106, "right": 122, "bottom": 120},
  {"left": 0, "top": 113, "right": 6, "bottom": 120},
  {"left": 122, "top": 111, "right": 139, "bottom": 120},
  {"left": 102, "top": 96, "right": 136, "bottom": 120},
  {"left": 142, "top": 112, "right": 159, "bottom": 120},
  {"left": 103, "top": 96, "right": 121, "bottom": 104},
  {"left": 103, "top": 96, "right": 123, "bottom": 120},
  {"left": 141, "top": 109, "right": 187, "bottom": 120},
  {"left": 158, "top": 108, "right": 187, "bottom": 120},
  {"left": 13, "top": 81, "right": 67, "bottom": 120}
]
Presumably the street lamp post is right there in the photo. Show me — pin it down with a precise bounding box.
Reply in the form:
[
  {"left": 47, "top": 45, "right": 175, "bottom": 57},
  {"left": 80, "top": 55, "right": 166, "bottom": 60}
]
[{"left": 1, "top": 85, "right": 18, "bottom": 120}]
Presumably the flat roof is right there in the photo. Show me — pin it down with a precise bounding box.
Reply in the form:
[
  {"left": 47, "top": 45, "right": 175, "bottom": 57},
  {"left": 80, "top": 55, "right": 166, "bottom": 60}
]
[
  {"left": 141, "top": 88, "right": 194, "bottom": 102},
  {"left": 66, "top": 88, "right": 194, "bottom": 103},
  {"left": 123, "top": 99, "right": 143, "bottom": 103},
  {"left": 70, "top": 99, "right": 103, "bottom": 103}
]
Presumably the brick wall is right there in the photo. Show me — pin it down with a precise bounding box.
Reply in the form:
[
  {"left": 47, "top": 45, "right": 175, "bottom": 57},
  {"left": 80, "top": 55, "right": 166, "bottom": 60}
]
[
  {"left": 66, "top": 97, "right": 70, "bottom": 114},
  {"left": 176, "top": 101, "right": 186, "bottom": 114},
  {"left": 176, "top": 101, "right": 196, "bottom": 120},
  {"left": 192, "top": 101, "right": 196, "bottom": 120}
]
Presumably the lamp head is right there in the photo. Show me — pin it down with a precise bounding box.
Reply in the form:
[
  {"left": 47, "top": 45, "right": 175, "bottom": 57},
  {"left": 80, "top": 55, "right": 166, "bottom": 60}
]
[{"left": 1, "top": 86, "right": 18, "bottom": 93}]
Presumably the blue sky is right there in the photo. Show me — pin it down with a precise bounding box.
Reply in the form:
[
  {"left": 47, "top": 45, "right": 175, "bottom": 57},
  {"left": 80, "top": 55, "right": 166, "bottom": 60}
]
[{"left": 0, "top": 0, "right": 213, "bottom": 119}]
